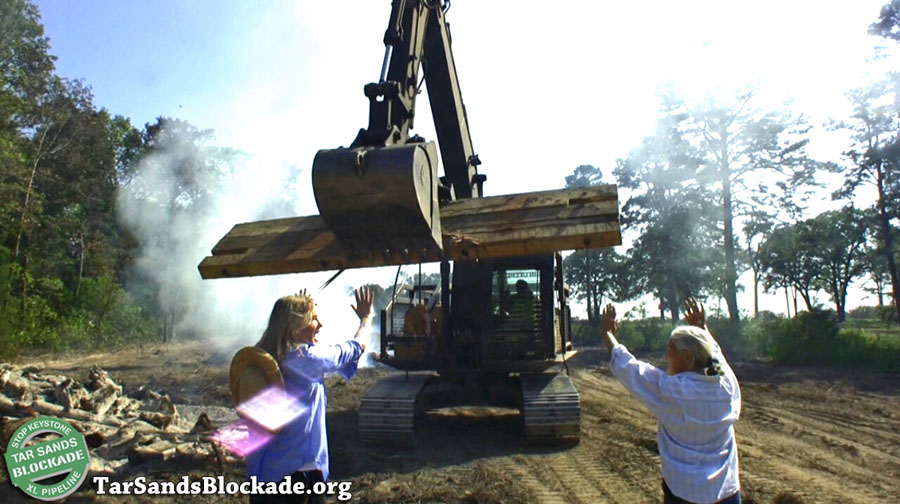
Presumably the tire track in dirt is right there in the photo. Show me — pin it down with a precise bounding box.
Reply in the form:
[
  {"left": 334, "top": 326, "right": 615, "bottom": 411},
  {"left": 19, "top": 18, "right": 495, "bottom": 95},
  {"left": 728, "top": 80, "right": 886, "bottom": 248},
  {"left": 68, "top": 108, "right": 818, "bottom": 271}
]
[
  {"left": 738, "top": 439, "right": 886, "bottom": 504},
  {"left": 493, "top": 456, "right": 567, "bottom": 504},
  {"left": 756, "top": 402, "right": 899, "bottom": 459},
  {"left": 507, "top": 450, "right": 652, "bottom": 504},
  {"left": 567, "top": 448, "right": 632, "bottom": 501},
  {"left": 493, "top": 449, "right": 639, "bottom": 504},
  {"left": 763, "top": 401, "right": 899, "bottom": 455},
  {"left": 746, "top": 387, "right": 899, "bottom": 456},
  {"left": 571, "top": 370, "right": 666, "bottom": 501},
  {"left": 543, "top": 448, "right": 646, "bottom": 503},
  {"left": 573, "top": 363, "right": 900, "bottom": 502},
  {"left": 739, "top": 404, "right": 900, "bottom": 500},
  {"left": 738, "top": 379, "right": 900, "bottom": 502},
  {"left": 754, "top": 384, "right": 899, "bottom": 430}
]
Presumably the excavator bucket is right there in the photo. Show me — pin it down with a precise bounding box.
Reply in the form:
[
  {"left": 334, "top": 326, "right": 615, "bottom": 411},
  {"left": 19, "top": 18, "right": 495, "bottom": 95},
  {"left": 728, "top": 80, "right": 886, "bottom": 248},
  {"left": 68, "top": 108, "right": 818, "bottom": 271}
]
[{"left": 312, "top": 142, "right": 443, "bottom": 257}]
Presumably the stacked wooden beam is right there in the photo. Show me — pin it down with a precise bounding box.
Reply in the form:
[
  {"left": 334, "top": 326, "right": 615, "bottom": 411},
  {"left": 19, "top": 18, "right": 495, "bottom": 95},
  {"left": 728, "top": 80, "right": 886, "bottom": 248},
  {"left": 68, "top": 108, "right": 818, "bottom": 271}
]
[{"left": 199, "top": 185, "right": 622, "bottom": 278}]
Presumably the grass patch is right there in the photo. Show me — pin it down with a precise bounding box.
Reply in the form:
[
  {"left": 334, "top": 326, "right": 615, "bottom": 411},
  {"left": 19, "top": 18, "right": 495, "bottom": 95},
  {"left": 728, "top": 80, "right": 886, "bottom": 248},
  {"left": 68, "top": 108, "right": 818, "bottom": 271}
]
[{"left": 571, "top": 308, "right": 900, "bottom": 372}]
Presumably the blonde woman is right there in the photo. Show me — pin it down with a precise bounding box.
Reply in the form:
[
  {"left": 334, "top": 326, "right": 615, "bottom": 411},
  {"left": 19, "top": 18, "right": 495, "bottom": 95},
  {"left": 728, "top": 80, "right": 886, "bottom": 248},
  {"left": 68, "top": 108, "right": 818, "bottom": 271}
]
[
  {"left": 600, "top": 298, "right": 741, "bottom": 504},
  {"left": 245, "top": 287, "right": 373, "bottom": 504}
]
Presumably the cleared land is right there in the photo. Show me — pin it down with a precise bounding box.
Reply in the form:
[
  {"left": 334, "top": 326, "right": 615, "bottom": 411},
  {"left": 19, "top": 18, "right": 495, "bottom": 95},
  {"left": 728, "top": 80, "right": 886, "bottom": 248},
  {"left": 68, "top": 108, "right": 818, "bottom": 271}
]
[{"left": 1, "top": 341, "right": 898, "bottom": 503}]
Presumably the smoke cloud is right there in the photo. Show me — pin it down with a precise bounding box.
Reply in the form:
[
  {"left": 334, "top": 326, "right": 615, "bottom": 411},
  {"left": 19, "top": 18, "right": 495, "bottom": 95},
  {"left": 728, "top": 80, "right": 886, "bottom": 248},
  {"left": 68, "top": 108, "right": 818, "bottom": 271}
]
[{"left": 116, "top": 123, "right": 388, "bottom": 361}]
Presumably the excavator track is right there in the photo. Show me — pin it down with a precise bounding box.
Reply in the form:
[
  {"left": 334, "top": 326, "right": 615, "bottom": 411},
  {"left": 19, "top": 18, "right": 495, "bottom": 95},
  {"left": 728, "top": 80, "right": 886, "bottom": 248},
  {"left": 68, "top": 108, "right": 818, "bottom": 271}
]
[
  {"left": 358, "top": 372, "right": 430, "bottom": 444},
  {"left": 520, "top": 373, "right": 581, "bottom": 443}
]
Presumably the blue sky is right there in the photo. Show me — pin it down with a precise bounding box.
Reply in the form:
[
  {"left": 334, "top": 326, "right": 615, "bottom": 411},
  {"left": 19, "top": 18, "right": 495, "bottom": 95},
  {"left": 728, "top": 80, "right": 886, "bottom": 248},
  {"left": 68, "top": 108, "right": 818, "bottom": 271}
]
[
  {"left": 31, "top": 1, "right": 899, "bottom": 327},
  {"left": 38, "top": 1, "right": 270, "bottom": 129},
  {"left": 36, "top": 0, "right": 895, "bottom": 193}
]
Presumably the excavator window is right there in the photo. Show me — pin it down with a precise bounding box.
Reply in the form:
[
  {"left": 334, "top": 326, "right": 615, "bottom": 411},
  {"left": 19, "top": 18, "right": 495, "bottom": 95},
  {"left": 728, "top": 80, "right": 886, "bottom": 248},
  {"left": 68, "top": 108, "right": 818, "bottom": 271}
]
[{"left": 492, "top": 269, "right": 542, "bottom": 340}]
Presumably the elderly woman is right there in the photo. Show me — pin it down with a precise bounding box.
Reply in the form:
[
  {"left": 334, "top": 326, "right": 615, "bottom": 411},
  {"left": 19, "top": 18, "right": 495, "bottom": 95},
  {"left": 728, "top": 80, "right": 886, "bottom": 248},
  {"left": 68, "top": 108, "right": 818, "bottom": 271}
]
[{"left": 600, "top": 299, "right": 741, "bottom": 504}]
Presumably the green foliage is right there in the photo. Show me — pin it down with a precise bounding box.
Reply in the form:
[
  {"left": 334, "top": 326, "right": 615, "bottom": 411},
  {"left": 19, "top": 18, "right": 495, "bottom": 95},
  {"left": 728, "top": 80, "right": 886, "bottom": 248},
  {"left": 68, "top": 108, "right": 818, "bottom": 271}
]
[
  {"left": 684, "top": 90, "right": 818, "bottom": 324},
  {"left": 758, "top": 221, "right": 820, "bottom": 311},
  {"left": 759, "top": 208, "right": 869, "bottom": 322},
  {"left": 846, "top": 305, "right": 879, "bottom": 319},
  {"left": 0, "top": 0, "right": 56, "bottom": 122},
  {"left": 830, "top": 78, "right": 900, "bottom": 324},
  {"left": 568, "top": 308, "right": 898, "bottom": 373},
  {"left": 758, "top": 309, "right": 840, "bottom": 364},
  {"left": 0, "top": 265, "right": 64, "bottom": 354},
  {"left": 738, "top": 316, "right": 774, "bottom": 358},
  {"left": 612, "top": 107, "right": 716, "bottom": 321},
  {"left": 564, "top": 164, "right": 603, "bottom": 189},
  {"left": 569, "top": 319, "right": 599, "bottom": 345},
  {"left": 832, "top": 328, "right": 900, "bottom": 371},
  {"left": 564, "top": 249, "right": 623, "bottom": 325},
  {"left": 740, "top": 310, "right": 900, "bottom": 371},
  {"left": 0, "top": 270, "right": 160, "bottom": 358},
  {"left": 0, "top": 0, "right": 149, "bottom": 357},
  {"left": 875, "top": 305, "right": 899, "bottom": 324},
  {"left": 615, "top": 318, "right": 674, "bottom": 352},
  {"left": 569, "top": 317, "right": 674, "bottom": 351},
  {"left": 74, "top": 276, "right": 156, "bottom": 344},
  {"left": 704, "top": 316, "right": 743, "bottom": 357}
]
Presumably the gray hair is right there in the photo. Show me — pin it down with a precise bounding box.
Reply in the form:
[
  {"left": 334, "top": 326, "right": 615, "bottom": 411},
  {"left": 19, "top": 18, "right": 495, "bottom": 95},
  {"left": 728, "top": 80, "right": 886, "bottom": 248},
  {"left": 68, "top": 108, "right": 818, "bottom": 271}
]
[{"left": 669, "top": 325, "right": 723, "bottom": 376}]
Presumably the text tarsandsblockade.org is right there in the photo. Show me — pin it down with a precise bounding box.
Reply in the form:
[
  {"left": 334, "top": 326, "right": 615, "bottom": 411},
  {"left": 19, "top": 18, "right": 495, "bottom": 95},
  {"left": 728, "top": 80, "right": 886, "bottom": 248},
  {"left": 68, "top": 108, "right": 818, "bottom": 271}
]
[{"left": 93, "top": 476, "right": 353, "bottom": 501}]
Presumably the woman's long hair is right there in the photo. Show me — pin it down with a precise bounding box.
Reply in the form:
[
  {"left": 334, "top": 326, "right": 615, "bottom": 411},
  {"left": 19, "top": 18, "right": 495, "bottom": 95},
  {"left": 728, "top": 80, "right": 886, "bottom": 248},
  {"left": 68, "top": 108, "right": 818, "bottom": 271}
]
[{"left": 256, "top": 292, "right": 315, "bottom": 363}]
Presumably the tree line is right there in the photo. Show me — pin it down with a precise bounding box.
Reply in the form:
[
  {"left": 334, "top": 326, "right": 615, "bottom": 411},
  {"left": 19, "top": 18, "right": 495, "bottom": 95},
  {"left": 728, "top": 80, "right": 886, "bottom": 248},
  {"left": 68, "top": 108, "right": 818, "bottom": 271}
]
[
  {"left": 564, "top": 1, "right": 900, "bottom": 329},
  {"left": 1, "top": 0, "right": 899, "bottom": 359},
  {"left": 0, "top": 0, "right": 250, "bottom": 353}
]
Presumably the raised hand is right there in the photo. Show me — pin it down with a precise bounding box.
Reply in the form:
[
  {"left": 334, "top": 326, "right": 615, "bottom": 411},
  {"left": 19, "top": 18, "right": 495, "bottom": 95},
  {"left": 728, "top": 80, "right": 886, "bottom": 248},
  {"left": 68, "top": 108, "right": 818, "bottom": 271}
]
[
  {"left": 682, "top": 297, "right": 706, "bottom": 329},
  {"left": 352, "top": 286, "right": 374, "bottom": 322},
  {"left": 600, "top": 303, "right": 618, "bottom": 336},
  {"left": 599, "top": 304, "right": 619, "bottom": 352}
]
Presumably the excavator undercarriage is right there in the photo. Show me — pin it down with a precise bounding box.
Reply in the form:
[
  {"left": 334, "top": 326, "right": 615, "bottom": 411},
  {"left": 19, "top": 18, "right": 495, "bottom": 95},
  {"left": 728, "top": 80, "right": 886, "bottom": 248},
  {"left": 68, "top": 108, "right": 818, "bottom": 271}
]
[{"left": 358, "top": 371, "right": 580, "bottom": 445}]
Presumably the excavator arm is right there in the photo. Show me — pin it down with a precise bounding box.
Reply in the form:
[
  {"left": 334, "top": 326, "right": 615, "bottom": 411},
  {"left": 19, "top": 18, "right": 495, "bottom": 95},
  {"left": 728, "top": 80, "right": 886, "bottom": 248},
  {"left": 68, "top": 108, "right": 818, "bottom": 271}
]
[
  {"left": 198, "top": 1, "right": 621, "bottom": 280},
  {"left": 351, "top": 0, "right": 480, "bottom": 202}
]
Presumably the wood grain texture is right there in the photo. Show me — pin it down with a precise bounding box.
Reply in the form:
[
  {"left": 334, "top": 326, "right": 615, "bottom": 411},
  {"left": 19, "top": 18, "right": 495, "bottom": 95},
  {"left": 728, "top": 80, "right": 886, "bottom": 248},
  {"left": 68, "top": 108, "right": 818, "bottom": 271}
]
[{"left": 198, "top": 185, "right": 622, "bottom": 278}]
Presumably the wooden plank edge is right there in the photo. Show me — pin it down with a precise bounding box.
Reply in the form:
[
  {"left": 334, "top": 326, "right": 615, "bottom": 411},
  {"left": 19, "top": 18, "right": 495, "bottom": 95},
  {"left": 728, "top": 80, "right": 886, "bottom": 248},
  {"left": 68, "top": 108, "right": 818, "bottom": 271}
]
[{"left": 199, "top": 230, "right": 622, "bottom": 279}]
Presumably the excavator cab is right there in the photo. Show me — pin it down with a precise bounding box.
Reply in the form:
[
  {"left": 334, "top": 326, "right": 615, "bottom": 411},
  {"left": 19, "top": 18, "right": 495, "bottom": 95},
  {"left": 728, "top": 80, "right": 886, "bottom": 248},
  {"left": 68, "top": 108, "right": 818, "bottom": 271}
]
[
  {"left": 485, "top": 256, "right": 557, "bottom": 361},
  {"left": 379, "top": 253, "right": 571, "bottom": 371}
]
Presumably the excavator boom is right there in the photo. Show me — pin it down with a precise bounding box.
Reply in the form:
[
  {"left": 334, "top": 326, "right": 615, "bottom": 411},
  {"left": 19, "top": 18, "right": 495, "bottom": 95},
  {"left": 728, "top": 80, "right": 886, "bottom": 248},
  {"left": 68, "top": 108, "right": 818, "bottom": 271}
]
[{"left": 199, "top": 0, "right": 621, "bottom": 278}]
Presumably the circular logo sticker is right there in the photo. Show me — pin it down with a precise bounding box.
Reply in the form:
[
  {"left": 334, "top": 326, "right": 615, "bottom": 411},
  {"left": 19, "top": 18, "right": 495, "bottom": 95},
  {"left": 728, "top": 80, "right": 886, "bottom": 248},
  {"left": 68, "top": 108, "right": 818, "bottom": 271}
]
[{"left": 4, "top": 416, "right": 91, "bottom": 501}]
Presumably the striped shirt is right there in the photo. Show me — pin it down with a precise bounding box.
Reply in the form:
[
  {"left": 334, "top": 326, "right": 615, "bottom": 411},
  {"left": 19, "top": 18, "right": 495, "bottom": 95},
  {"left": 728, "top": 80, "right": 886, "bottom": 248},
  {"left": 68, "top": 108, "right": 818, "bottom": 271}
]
[{"left": 610, "top": 343, "right": 741, "bottom": 504}]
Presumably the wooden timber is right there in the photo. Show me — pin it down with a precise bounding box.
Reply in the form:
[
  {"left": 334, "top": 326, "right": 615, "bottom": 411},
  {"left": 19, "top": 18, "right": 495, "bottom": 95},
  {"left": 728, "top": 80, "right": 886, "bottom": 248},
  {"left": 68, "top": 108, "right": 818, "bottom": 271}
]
[{"left": 198, "top": 185, "right": 622, "bottom": 279}]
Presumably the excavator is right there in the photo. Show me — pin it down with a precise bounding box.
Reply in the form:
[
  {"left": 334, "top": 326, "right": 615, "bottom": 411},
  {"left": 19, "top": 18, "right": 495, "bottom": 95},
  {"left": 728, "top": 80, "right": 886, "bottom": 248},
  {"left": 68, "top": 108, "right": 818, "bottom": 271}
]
[{"left": 199, "top": 0, "right": 621, "bottom": 444}]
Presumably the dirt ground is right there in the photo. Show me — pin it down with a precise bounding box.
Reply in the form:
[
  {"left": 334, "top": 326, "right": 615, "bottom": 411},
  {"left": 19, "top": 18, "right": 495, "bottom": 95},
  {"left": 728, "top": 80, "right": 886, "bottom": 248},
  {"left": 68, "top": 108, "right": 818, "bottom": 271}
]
[{"left": 2, "top": 341, "right": 898, "bottom": 503}]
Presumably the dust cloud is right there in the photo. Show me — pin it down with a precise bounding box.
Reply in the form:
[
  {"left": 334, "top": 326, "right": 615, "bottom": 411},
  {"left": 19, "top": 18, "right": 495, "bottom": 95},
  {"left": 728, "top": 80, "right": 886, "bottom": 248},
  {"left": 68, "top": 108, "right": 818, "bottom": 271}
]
[{"left": 116, "top": 122, "right": 387, "bottom": 363}]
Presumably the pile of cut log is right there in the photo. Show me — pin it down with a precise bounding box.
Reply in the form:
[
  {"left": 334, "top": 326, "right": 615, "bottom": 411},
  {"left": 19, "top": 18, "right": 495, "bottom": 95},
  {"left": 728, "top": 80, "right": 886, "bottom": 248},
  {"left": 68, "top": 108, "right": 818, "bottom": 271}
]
[{"left": 0, "top": 364, "right": 238, "bottom": 478}]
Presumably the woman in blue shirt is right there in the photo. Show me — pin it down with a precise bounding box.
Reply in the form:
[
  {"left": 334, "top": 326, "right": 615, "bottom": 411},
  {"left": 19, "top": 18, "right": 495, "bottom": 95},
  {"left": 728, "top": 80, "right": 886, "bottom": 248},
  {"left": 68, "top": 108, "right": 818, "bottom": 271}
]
[
  {"left": 600, "top": 298, "right": 741, "bottom": 504},
  {"left": 246, "top": 287, "right": 373, "bottom": 503}
]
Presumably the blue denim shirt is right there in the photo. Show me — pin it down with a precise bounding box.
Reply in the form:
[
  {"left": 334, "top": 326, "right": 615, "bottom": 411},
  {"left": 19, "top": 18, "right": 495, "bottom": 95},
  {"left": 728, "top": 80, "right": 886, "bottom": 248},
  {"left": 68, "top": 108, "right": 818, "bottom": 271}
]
[{"left": 245, "top": 340, "right": 363, "bottom": 481}]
